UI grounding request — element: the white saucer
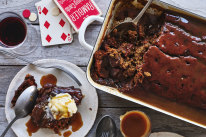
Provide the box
[150,132,184,137]
[5,59,98,137]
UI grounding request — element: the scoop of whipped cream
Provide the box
[48,93,77,120]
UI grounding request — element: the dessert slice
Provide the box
[11,74,83,134]
[11,74,37,106]
[31,84,83,134]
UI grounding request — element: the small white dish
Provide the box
[5,59,98,137]
[149,132,184,137]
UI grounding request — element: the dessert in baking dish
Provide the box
[11,74,83,134]
[91,3,206,109]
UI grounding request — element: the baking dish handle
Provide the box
[78,16,104,51]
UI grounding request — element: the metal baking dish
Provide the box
[78,0,206,128]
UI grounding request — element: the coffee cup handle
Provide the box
[78,16,104,51]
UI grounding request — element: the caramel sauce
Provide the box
[40,74,57,87]
[58,132,62,136]
[120,111,150,137]
[26,118,40,136]
[26,113,83,136]
[26,74,83,136]
[63,130,72,137]
[124,88,206,127]
[71,112,83,132]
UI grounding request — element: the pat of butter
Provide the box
[48,93,77,120]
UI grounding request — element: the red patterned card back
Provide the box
[54,0,102,32]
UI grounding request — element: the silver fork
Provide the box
[0,49,82,86]
[101,132,109,137]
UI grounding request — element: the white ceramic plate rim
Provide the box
[5,59,98,137]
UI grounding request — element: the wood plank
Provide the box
[1,107,206,137]
[0,24,101,66]
[0,66,23,107]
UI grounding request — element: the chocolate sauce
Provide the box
[40,74,57,87]
[164,13,206,39]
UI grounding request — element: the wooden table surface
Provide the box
[0,0,206,136]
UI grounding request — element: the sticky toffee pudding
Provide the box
[91,2,206,110]
[11,74,83,135]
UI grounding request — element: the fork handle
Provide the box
[0,49,82,86]
[0,49,33,64]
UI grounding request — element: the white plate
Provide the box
[5,59,98,137]
[149,132,184,137]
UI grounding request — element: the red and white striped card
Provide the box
[35,0,73,46]
[53,0,102,32]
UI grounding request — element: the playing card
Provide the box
[35,0,73,46]
[54,0,102,32]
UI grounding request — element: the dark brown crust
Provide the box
[91,10,163,92]
[31,84,83,134]
[11,74,37,107]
